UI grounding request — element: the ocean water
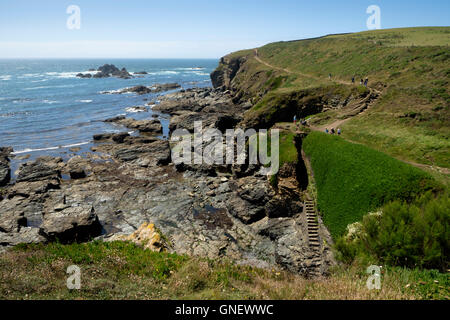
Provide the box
[0,59,217,157]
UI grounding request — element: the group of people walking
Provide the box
[325,127,341,135]
[352,77,369,87]
[293,115,307,127]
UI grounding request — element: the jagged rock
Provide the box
[0,162,10,186]
[108,118,162,134]
[114,140,171,166]
[87,64,132,79]
[150,83,181,92]
[66,156,88,180]
[76,73,92,78]
[134,71,148,75]
[111,132,130,144]
[104,115,126,123]
[93,133,114,141]
[0,197,27,233]
[40,205,102,243]
[124,86,151,95]
[0,147,12,186]
[0,227,46,246]
[16,157,62,183]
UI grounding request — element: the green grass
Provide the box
[1,241,448,300]
[303,131,440,238]
[217,27,449,170]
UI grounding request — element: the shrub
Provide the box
[336,192,449,271]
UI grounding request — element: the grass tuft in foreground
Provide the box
[1,241,448,300]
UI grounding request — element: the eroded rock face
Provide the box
[210,55,246,89]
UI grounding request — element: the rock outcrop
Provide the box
[16,157,62,183]
[77,64,132,79]
[101,83,181,95]
[0,147,12,186]
[41,205,102,243]
[210,55,246,89]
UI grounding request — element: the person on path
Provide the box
[352,77,355,84]
[331,128,335,134]
[364,78,369,87]
[325,128,329,134]
[337,128,341,135]
[293,115,297,124]
[329,73,332,80]
[360,79,363,85]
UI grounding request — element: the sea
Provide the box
[0,59,217,172]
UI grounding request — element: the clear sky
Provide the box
[0,0,448,58]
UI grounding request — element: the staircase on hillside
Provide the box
[305,199,322,277]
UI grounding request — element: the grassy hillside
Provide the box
[1,241,448,300]
[303,132,440,238]
[218,27,450,170]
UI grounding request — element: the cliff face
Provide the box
[210,55,246,89]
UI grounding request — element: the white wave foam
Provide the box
[125,106,147,113]
[148,71,179,75]
[42,100,59,104]
[193,72,209,76]
[18,73,41,79]
[77,99,93,103]
[12,141,90,155]
[176,67,205,71]
[0,75,11,81]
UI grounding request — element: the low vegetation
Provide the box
[303,131,440,238]
[1,241,448,300]
[336,192,449,272]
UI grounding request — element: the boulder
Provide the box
[40,205,102,243]
[66,156,88,180]
[111,132,130,144]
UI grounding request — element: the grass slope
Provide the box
[303,131,440,238]
[1,241,448,300]
[222,27,449,169]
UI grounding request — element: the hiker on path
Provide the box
[337,128,341,135]
[293,115,297,124]
[325,128,329,134]
[360,79,363,85]
[352,77,355,84]
[364,78,368,87]
[329,73,332,80]
[331,128,335,134]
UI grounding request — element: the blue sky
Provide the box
[0,0,448,58]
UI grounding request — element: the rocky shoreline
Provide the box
[0,79,334,276]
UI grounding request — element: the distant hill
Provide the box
[211,27,450,171]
